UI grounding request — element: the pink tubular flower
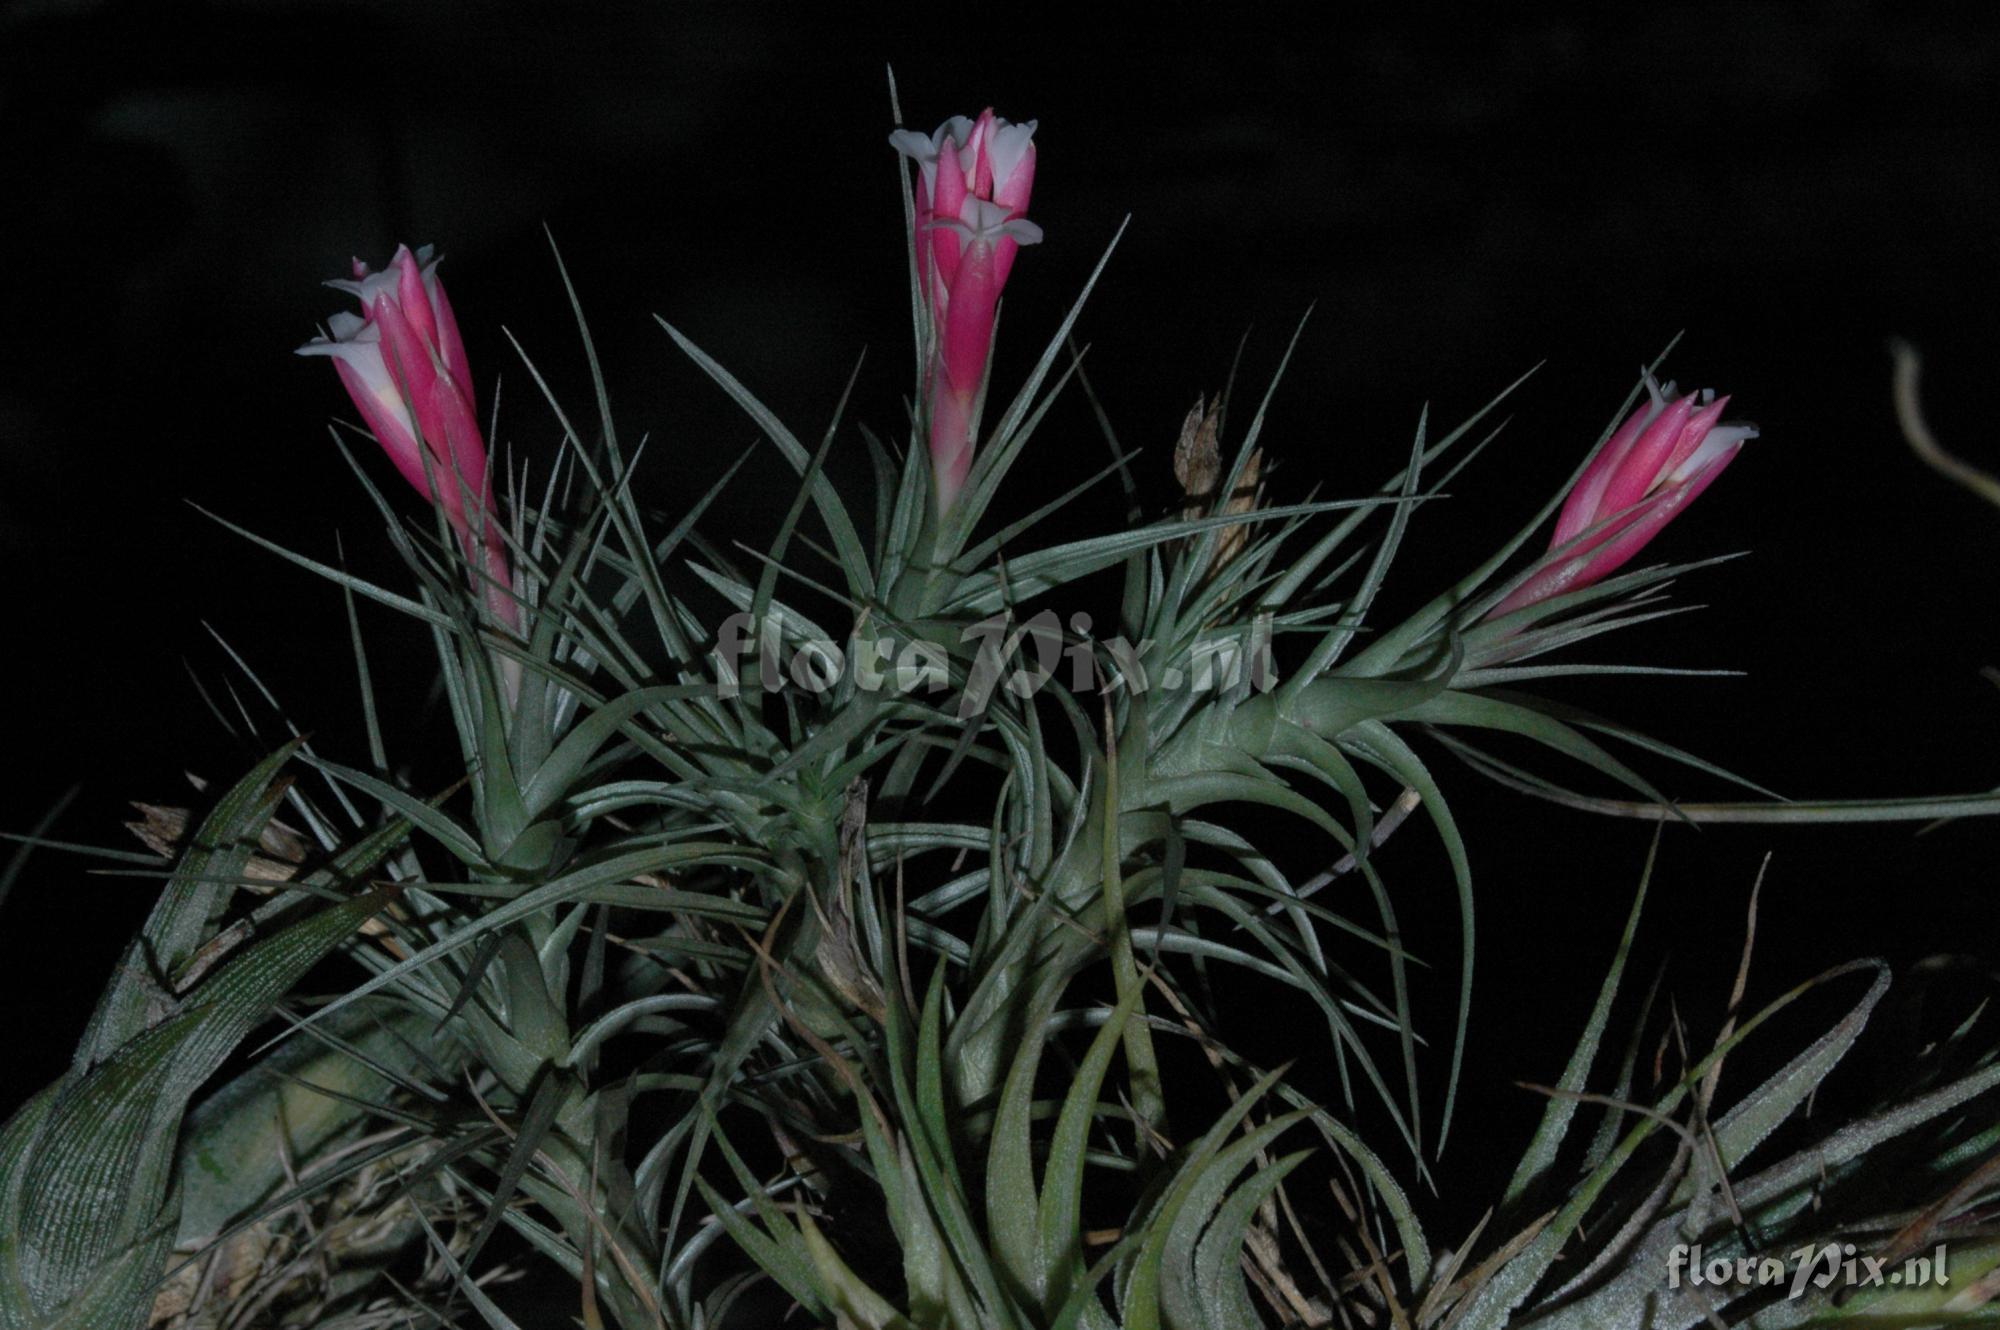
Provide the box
[297,244,518,631]
[890,109,1043,512]
[1490,374,1755,619]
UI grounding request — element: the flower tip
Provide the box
[1004,218,1045,246]
[888,127,933,158]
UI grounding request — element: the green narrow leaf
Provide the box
[1502,827,1657,1208]
[797,1209,920,1330]
[1118,1066,1294,1330]
[412,1204,526,1330]
[457,1066,568,1277]
[1454,959,1892,1330]
[1157,1117,1313,1330]
[1284,407,1428,693]
[1346,721,1478,1154]
[913,962,959,1193]
[1191,1149,1312,1330]
[302,754,485,866]
[1031,987,1144,1297]
[942,219,1131,551]
[694,1176,826,1318]
[658,318,875,599]
[75,741,302,1073]
[1100,709,1166,1140]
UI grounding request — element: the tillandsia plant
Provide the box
[2,97,1999,1330]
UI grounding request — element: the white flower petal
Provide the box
[327,311,372,341]
[1620,370,1679,431]
[297,337,417,433]
[1669,423,1756,482]
[890,128,946,196]
[960,197,1010,228]
[985,118,1037,189]
[327,265,399,308]
[999,218,1043,246]
[888,128,936,161]
[296,310,378,356]
[936,115,975,152]
[941,197,1040,245]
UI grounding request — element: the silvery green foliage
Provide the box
[1427,859,2000,1329]
[6,222,2000,1330]
[0,746,402,1330]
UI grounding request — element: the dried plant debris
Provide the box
[150,1142,499,1330]
[1174,394,1263,575]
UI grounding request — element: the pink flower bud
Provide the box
[298,245,517,631]
[1491,374,1754,619]
[891,108,1043,512]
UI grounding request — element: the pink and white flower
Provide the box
[298,244,517,631]
[1491,374,1755,618]
[891,109,1043,512]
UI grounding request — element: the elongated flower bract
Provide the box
[298,244,518,631]
[891,108,1043,513]
[1491,374,1755,618]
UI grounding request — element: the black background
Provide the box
[3,0,1998,1226]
